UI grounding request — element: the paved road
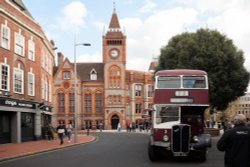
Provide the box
[0,132,224,167]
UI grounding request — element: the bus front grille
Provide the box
[172,124,190,153]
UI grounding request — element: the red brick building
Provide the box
[0,0,55,143]
[53,9,154,130]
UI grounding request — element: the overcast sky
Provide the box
[22,0,250,72]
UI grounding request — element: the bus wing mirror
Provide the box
[143,108,155,117]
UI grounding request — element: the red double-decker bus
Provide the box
[147,69,211,162]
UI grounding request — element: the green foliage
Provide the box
[156,28,250,110]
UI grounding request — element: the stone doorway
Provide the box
[111,115,119,129]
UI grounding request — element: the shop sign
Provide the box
[0,98,35,109]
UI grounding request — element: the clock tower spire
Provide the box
[102,7,127,130]
[102,7,126,64]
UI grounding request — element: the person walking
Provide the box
[117,122,121,132]
[145,120,149,132]
[99,122,103,132]
[56,122,66,145]
[47,124,54,141]
[126,122,131,132]
[66,123,73,142]
[217,114,250,167]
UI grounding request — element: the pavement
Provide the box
[0,134,96,162]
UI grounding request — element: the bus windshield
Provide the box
[157,76,180,88]
[156,106,179,124]
[183,76,206,88]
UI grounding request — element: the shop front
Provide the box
[0,97,49,143]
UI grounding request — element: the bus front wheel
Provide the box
[148,143,160,161]
[198,149,207,162]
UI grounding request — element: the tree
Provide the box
[156,28,250,110]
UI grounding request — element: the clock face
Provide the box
[110,49,119,58]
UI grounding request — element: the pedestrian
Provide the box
[86,124,90,136]
[117,122,121,132]
[145,120,149,132]
[223,118,230,132]
[217,114,250,167]
[47,124,54,141]
[131,122,135,132]
[139,121,142,132]
[99,122,103,132]
[126,122,131,132]
[66,123,73,142]
[56,122,66,145]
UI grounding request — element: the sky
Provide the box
[22,0,250,72]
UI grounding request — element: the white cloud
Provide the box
[76,51,102,63]
[93,21,105,32]
[121,7,198,71]
[52,0,250,73]
[57,1,87,32]
[139,0,157,13]
[204,1,250,71]
[196,0,242,13]
[122,0,250,72]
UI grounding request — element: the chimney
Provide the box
[57,52,64,67]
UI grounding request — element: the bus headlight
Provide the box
[193,135,199,142]
[163,135,169,142]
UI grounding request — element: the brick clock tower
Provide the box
[103,9,127,130]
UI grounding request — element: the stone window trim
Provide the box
[1,24,10,50]
[14,32,25,57]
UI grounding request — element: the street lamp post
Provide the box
[74,39,91,143]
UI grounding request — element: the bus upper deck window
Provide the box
[183,76,206,88]
[157,76,181,88]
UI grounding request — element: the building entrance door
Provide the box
[0,112,11,144]
[111,115,119,129]
[21,113,34,141]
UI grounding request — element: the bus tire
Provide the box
[199,150,207,162]
[148,143,160,161]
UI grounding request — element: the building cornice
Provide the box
[0,8,54,56]
[5,0,33,20]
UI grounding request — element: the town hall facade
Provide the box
[53,9,154,130]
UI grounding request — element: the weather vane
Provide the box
[113,0,116,12]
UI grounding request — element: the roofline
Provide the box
[155,69,207,76]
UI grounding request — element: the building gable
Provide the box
[53,58,73,80]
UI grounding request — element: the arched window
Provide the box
[108,66,121,89]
